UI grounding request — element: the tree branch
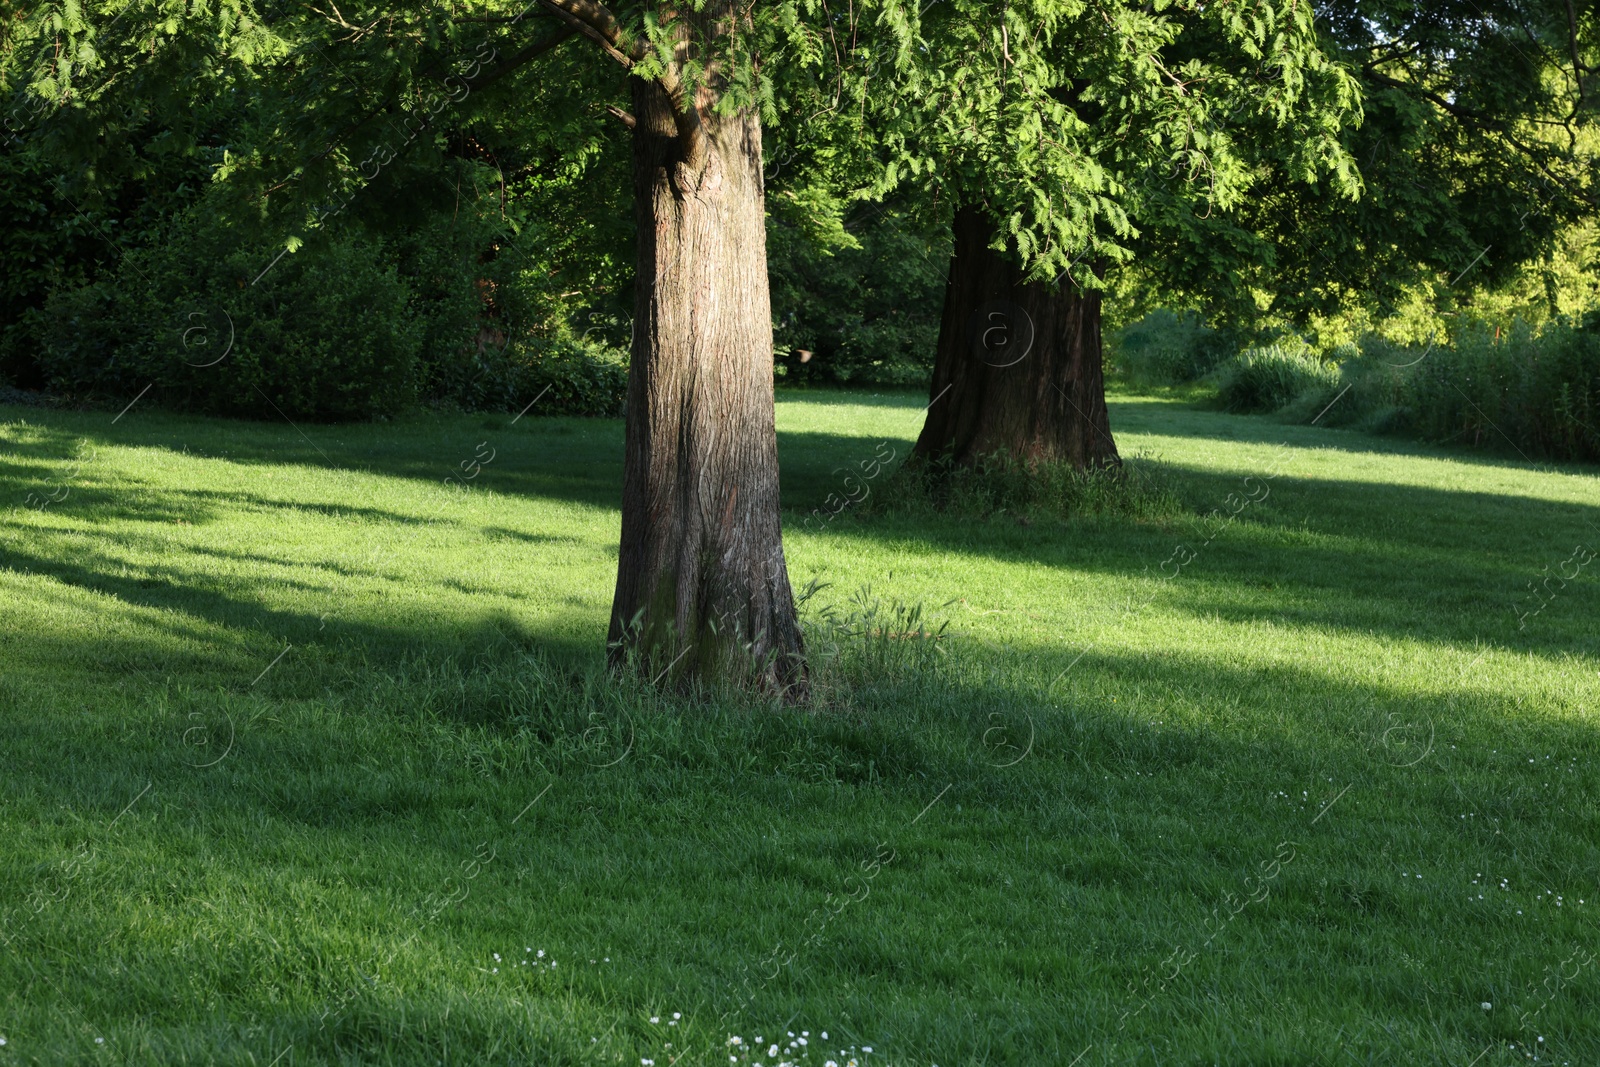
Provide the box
[1366,69,1588,204]
[536,0,641,68]
[656,38,709,172]
[1564,0,1593,112]
[469,24,580,91]
[305,22,579,167]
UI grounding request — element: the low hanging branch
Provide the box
[468,23,581,90]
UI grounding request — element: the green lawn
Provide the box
[2,388,1598,1066]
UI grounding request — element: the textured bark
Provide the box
[912,203,1120,470]
[606,68,806,698]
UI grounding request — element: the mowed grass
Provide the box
[1,386,1599,1066]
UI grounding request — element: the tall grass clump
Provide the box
[1266,316,1600,462]
[1212,338,1342,414]
[338,587,975,783]
[1398,319,1600,460]
[803,583,953,695]
[866,450,1183,524]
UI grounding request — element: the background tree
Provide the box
[1128,0,1600,341]
[887,0,1364,473]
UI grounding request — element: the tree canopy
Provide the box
[5,2,1367,278]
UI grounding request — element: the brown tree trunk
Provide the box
[912,203,1119,470]
[606,72,806,698]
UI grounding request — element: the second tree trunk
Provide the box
[912,204,1119,470]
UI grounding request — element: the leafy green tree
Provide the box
[768,201,950,386]
[1132,1,1600,351]
[885,1,1364,472]
[12,1,1475,691]
[5,0,905,695]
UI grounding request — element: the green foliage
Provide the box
[39,207,424,420]
[1108,309,1236,386]
[1177,1,1600,328]
[802,584,953,696]
[884,0,1362,288]
[4,0,1364,304]
[512,337,629,417]
[1323,321,1600,462]
[0,149,106,387]
[0,107,220,387]
[1198,313,1600,463]
[768,204,948,386]
[1212,338,1341,414]
[33,198,629,420]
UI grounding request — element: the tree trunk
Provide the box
[912,203,1119,470]
[606,74,806,699]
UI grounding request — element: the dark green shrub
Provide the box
[768,205,947,387]
[1,119,214,390]
[42,207,424,421]
[511,337,629,417]
[0,150,104,389]
[399,221,509,411]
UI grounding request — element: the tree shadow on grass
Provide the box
[5,453,1596,669]
[0,535,600,686]
[5,402,1597,667]
[5,398,1599,1061]
[3,568,1598,1062]
[802,453,1599,662]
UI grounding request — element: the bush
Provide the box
[34,198,632,422]
[1379,320,1600,460]
[42,209,424,421]
[1212,339,1342,414]
[1,121,214,391]
[1109,309,1236,385]
[403,326,626,419]
[512,337,629,417]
